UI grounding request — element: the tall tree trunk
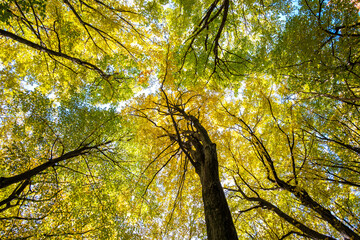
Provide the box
[195,143,238,240]
[165,97,238,239]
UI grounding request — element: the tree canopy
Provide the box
[0,0,359,239]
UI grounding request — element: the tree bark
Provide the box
[195,143,238,240]
[163,95,238,239]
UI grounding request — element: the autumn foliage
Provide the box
[0,0,360,239]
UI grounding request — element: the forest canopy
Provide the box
[0,0,359,239]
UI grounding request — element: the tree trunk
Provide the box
[166,103,238,239]
[195,143,238,240]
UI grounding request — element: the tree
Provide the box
[1,0,360,239]
[131,86,238,239]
